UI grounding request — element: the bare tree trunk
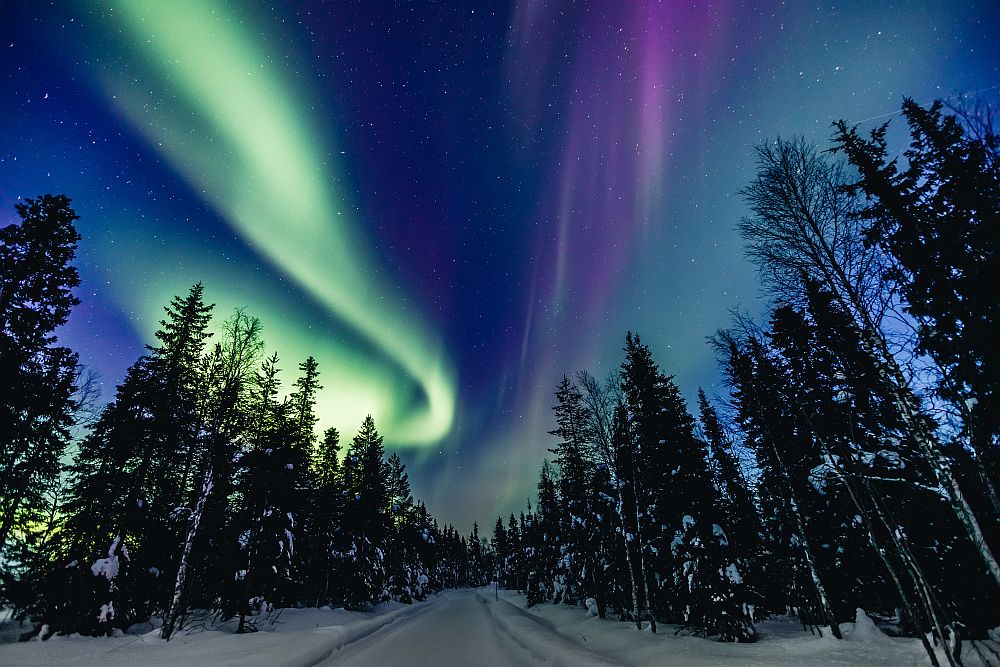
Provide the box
[617,484,643,631]
[161,464,213,640]
[864,480,959,667]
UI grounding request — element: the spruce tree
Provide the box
[548,376,594,606]
[0,195,82,557]
[42,285,214,635]
[835,100,1000,477]
[162,309,262,639]
[309,426,345,606]
[720,332,842,638]
[697,390,760,569]
[289,356,321,452]
[341,415,390,607]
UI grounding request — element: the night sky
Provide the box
[2,1,998,529]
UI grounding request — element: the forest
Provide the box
[1,98,997,667]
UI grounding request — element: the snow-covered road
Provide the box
[321,589,613,667]
[0,588,957,666]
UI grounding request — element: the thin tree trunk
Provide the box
[865,480,959,667]
[617,482,643,630]
[161,464,213,640]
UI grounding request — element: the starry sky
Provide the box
[2,1,998,529]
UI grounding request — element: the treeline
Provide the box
[488,100,1000,665]
[0,196,490,639]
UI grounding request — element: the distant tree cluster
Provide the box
[490,338,758,644]
[492,99,999,665]
[0,197,489,639]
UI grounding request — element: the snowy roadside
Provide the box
[0,589,986,666]
[0,594,440,667]
[485,589,959,667]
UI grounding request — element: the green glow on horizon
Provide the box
[91,0,455,445]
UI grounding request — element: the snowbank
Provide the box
[488,590,959,667]
[0,596,435,667]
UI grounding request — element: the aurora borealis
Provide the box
[2,1,998,528]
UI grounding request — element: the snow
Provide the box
[90,536,121,581]
[0,589,980,666]
[97,603,115,624]
[0,598,431,667]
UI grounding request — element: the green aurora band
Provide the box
[88,0,455,446]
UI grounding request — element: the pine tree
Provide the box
[548,376,594,607]
[506,513,522,591]
[835,100,1000,479]
[150,283,215,518]
[523,464,560,606]
[621,333,702,629]
[385,452,426,603]
[162,309,262,639]
[492,517,509,587]
[697,390,760,569]
[0,195,82,557]
[720,331,842,638]
[619,333,754,639]
[309,426,345,606]
[341,415,390,607]
[289,356,321,452]
[39,285,214,635]
[221,353,305,631]
[468,522,486,586]
[228,388,299,629]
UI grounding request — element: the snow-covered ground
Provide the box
[0,589,985,666]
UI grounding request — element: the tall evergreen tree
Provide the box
[162,309,262,639]
[309,426,345,606]
[835,100,1000,513]
[0,195,82,557]
[697,390,759,566]
[289,356,321,452]
[224,357,299,631]
[40,284,214,635]
[548,376,594,607]
[341,415,390,607]
[720,332,842,638]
